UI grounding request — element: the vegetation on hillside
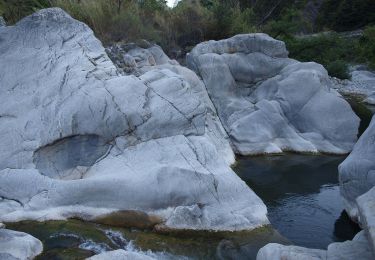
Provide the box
[0,0,374,79]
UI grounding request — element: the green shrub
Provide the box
[1,0,51,23]
[357,26,375,69]
[326,60,350,79]
[284,34,356,79]
[229,7,257,35]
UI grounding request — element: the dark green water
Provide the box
[7,220,288,260]
[233,154,360,249]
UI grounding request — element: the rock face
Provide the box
[339,115,375,220]
[256,243,326,260]
[0,229,43,259]
[0,8,268,231]
[357,187,375,253]
[187,34,359,155]
[332,67,375,105]
[256,231,374,260]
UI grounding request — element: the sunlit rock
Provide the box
[0,229,43,260]
[0,8,268,231]
[188,34,359,155]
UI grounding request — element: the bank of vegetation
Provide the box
[1,0,374,79]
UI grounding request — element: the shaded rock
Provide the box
[256,231,373,260]
[339,115,375,220]
[188,34,359,155]
[0,229,43,260]
[0,8,268,231]
[256,243,326,260]
[327,231,374,260]
[357,187,375,253]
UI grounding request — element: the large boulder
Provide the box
[0,228,43,259]
[339,116,375,220]
[0,8,268,231]
[187,34,359,155]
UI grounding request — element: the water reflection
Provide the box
[233,154,359,249]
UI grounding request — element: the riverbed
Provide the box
[6,97,374,259]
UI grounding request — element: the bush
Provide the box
[51,0,169,46]
[284,34,356,79]
[229,7,257,35]
[326,60,350,79]
[357,26,375,69]
[1,0,51,23]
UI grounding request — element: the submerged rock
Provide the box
[339,115,375,220]
[86,249,155,260]
[188,34,359,155]
[0,8,268,231]
[0,229,43,259]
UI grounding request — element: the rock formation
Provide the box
[187,34,360,155]
[0,228,43,259]
[339,115,375,220]
[257,231,374,260]
[0,8,268,232]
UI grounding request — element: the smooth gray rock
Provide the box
[256,243,326,260]
[86,250,155,260]
[0,8,268,231]
[188,34,360,155]
[256,231,374,260]
[339,116,375,220]
[327,231,374,260]
[0,229,43,260]
[357,187,375,253]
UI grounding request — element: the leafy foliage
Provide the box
[316,0,375,32]
[357,26,375,69]
[1,0,374,79]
